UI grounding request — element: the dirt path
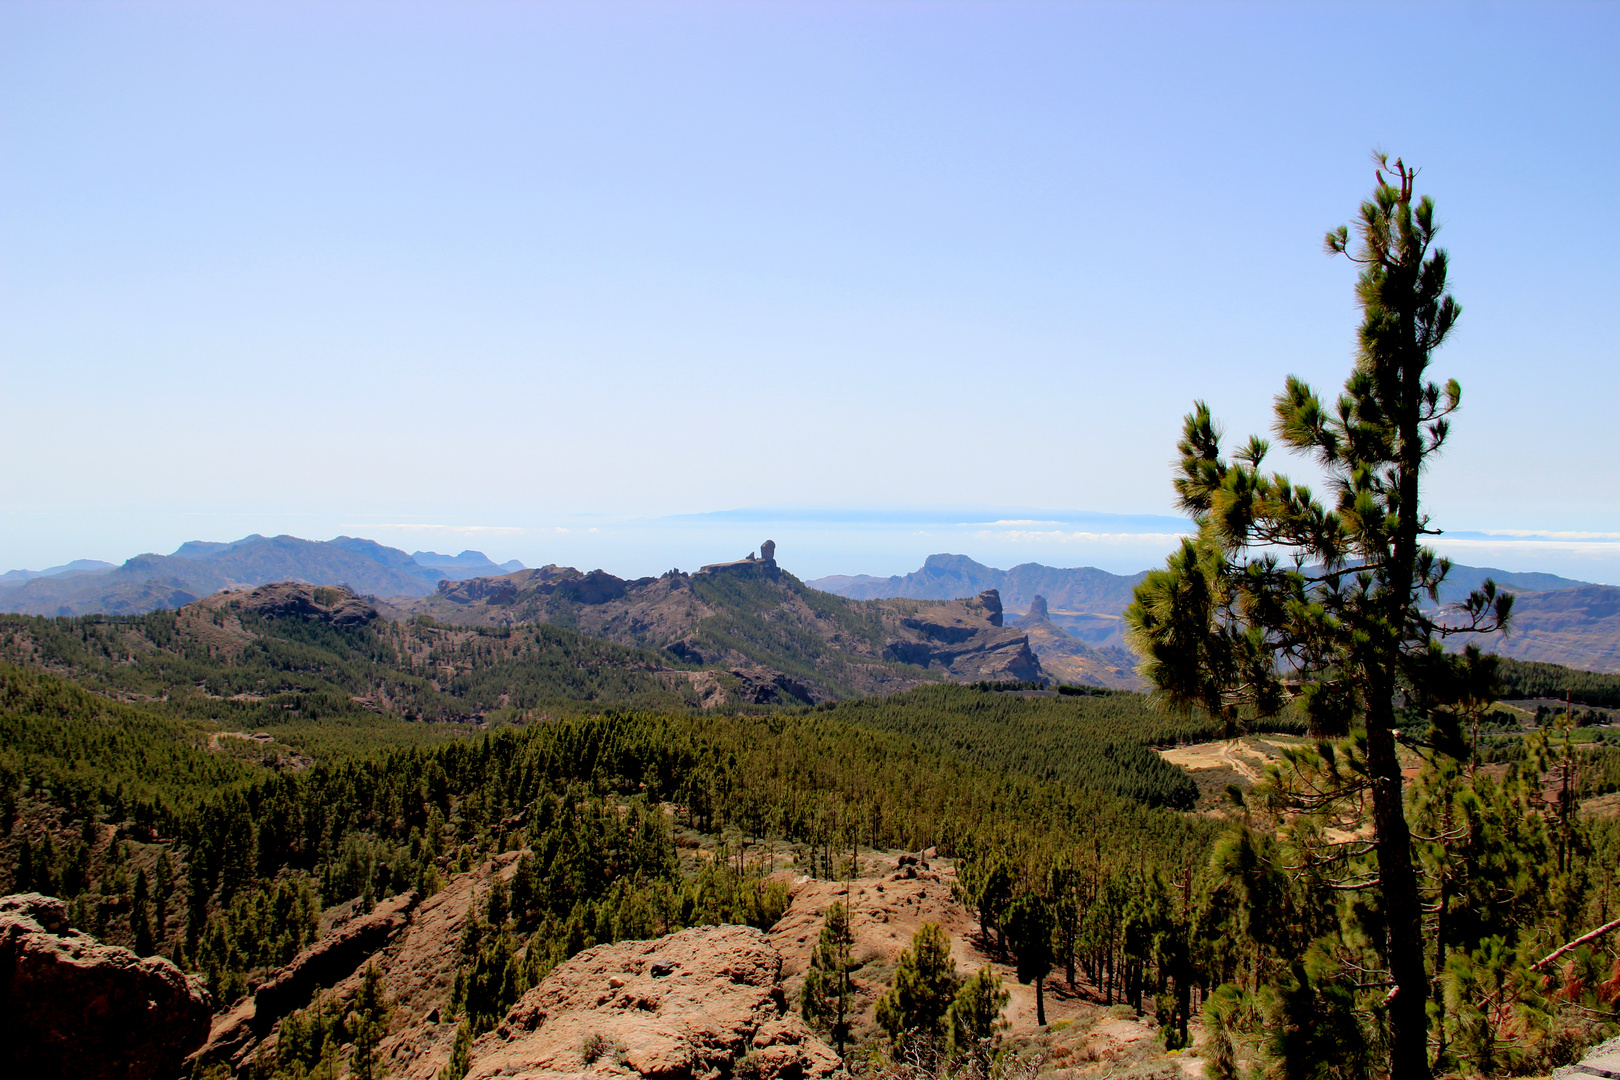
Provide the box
[1218,739,1263,783]
[1158,738,1274,783]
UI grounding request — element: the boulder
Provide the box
[466,924,843,1080]
[0,892,212,1080]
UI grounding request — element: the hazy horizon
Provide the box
[7,506,1618,589]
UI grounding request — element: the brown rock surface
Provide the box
[880,591,1043,683]
[464,924,843,1080]
[0,892,213,1080]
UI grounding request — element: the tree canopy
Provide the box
[1126,156,1511,1080]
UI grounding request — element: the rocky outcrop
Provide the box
[1012,594,1143,690]
[436,566,640,608]
[466,924,843,1080]
[1557,1034,1620,1079]
[394,560,1048,699]
[0,892,212,1080]
[686,665,816,708]
[882,590,1043,683]
[233,581,380,626]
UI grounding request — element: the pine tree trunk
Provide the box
[1375,295,1433,1080]
[1035,976,1046,1026]
[1367,693,1432,1080]
[1177,975,1191,1048]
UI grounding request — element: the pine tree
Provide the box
[800,901,856,1057]
[944,965,1009,1074]
[1002,891,1052,1026]
[875,922,961,1058]
[1126,156,1511,1080]
[349,963,394,1080]
[437,1021,474,1080]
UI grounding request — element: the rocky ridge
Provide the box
[388,546,1044,700]
[466,925,843,1080]
[5,850,1185,1080]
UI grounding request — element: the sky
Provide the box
[2,1,1616,583]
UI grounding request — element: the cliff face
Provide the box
[878,590,1043,683]
[808,554,1146,650]
[1011,595,1143,690]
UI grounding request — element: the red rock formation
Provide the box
[466,924,843,1080]
[0,892,212,1080]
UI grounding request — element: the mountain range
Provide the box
[384,548,1042,701]
[0,535,523,617]
[811,553,1620,675]
[5,535,1617,676]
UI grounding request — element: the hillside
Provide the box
[1461,584,1620,672]
[8,586,1620,1078]
[0,582,710,746]
[0,536,527,618]
[390,547,1044,700]
[0,653,1218,1079]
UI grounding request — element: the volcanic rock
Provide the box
[464,924,843,1080]
[0,892,213,1080]
[234,581,379,626]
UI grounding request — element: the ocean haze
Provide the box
[6,507,1620,587]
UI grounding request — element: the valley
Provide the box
[4,535,1620,1080]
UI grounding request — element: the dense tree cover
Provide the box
[2,656,1214,1031]
[0,660,253,823]
[1498,658,1620,710]
[0,604,704,749]
[10,582,1620,1077]
[809,683,1302,809]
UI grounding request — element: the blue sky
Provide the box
[2,1,1616,582]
